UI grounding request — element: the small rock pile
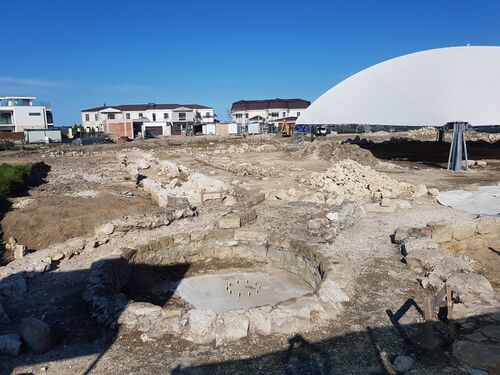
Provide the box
[310,159,423,203]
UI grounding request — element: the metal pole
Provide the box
[463,132,469,170]
[453,123,463,171]
[447,125,454,170]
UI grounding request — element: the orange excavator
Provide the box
[279,118,292,137]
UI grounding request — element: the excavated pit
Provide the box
[84,230,349,343]
[123,258,314,314]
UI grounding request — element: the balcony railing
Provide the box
[0,100,51,107]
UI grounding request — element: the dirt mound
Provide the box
[295,140,379,166]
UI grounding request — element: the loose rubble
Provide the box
[310,159,423,203]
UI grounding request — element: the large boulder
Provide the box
[446,273,496,306]
[19,318,56,353]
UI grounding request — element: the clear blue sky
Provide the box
[2,0,499,125]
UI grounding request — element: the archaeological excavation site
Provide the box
[0,129,498,375]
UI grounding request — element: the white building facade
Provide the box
[230,98,310,131]
[81,103,215,138]
[0,96,54,132]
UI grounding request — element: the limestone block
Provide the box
[234,229,268,244]
[222,311,249,341]
[96,222,115,237]
[267,234,291,249]
[380,198,392,207]
[218,215,241,229]
[403,247,452,272]
[158,161,180,178]
[239,208,257,225]
[270,307,310,335]
[476,218,499,234]
[326,212,339,221]
[412,184,428,197]
[393,226,428,244]
[213,245,233,259]
[429,222,453,243]
[393,199,412,209]
[317,278,349,312]
[124,302,162,319]
[184,309,217,344]
[446,273,496,305]
[14,244,26,259]
[266,247,285,266]
[246,306,272,335]
[428,188,439,196]
[401,237,438,256]
[451,221,477,241]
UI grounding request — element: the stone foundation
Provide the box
[83,229,349,344]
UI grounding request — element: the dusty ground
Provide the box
[0,133,499,374]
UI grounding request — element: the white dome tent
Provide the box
[297,46,500,170]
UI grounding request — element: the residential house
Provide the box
[81,103,215,139]
[0,96,54,132]
[230,98,310,132]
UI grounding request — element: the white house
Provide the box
[81,103,215,138]
[230,98,310,132]
[0,96,54,132]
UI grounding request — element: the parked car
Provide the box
[311,125,330,136]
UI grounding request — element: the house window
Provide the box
[139,113,143,119]
[283,112,286,117]
[152,113,156,121]
[163,113,169,119]
[95,113,98,121]
[235,113,243,119]
[296,112,300,117]
[107,113,115,120]
[245,113,249,118]
[205,112,211,117]
[126,113,130,120]
[29,112,41,116]
[85,114,90,121]
[270,112,279,117]
[178,112,186,121]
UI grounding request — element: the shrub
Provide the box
[0,163,33,201]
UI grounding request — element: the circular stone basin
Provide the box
[176,266,313,314]
[84,230,348,344]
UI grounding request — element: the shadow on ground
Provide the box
[0,261,189,374]
[349,139,500,167]
[169,311,500,375]
[1,254,499,374]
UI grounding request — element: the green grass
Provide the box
[0,163,33,201]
